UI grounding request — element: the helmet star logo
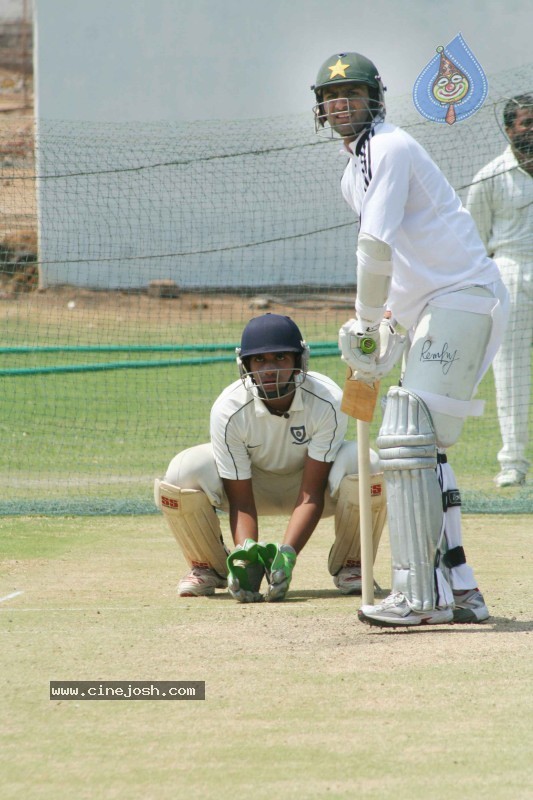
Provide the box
[328,58,350,79]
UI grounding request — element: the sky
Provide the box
[28,0,533,122]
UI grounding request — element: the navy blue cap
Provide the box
[239,314,304,358]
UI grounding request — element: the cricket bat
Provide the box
[341,367,380,606]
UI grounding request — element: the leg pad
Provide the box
[328,472,387,575]
[155,479,228,577]
[378,386,451,611]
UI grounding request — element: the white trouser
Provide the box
[492,256,532,474]
[164,440,381,517]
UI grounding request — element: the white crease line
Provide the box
[5,606,152,612]
[0,590,24,604]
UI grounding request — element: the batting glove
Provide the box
[339,318,405,382]
[226,539,265,603]
[259,543,297,602]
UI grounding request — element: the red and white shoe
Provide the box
[178,567,227,597]
[358,592,453,628]
[333,563,362,595]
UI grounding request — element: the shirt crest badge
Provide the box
[290,425,309,444]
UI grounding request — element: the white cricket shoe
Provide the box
[494,469,526,488]
[178,567,227,597]
[333,563,362,595]
[358,592,453,628]
[452,588,489,623]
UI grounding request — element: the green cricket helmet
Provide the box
[312,52,385,101]
[312,52,386,131]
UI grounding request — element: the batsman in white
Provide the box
[312,51,510,627]
[154,313,387,603]
[466,93,533,489]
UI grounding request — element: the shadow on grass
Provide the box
[209,586,391,603]
[205,592,533,632]
[361,617,533,634]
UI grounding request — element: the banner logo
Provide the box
[413,33,488,125]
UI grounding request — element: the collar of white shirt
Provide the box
[253,385,303,417]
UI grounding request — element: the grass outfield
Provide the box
[1,514,532,800]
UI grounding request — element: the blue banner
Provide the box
[413,33,488,125]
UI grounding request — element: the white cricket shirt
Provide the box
[210,371,348,480]
[466,145,533,261]
[341,121,501,329]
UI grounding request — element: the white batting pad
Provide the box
[378,386,451,611]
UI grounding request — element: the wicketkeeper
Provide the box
[312,51,510,626]
[155,313,386,603]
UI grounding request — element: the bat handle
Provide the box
[357,419,374,606]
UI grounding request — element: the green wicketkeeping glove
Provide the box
[258,543,297,602]
[226,539,265,603]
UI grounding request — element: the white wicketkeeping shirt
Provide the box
[210,371,348,480]
[341,121,501,329]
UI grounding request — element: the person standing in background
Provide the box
[466,93,533,488]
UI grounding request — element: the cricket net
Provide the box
[0,63,531,514]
